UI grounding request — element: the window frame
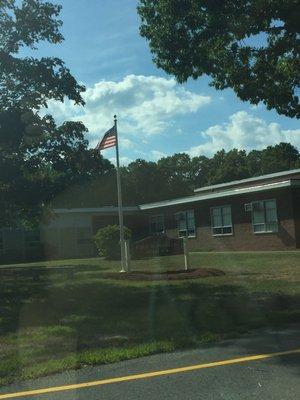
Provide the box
[210,205,233,237]
[251,199,278,234]
[149,214,165,235]
[174,210,196,238]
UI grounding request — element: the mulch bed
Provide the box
[102,268,225,281]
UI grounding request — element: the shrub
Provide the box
[94,225,131,260]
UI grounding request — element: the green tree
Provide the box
[45,142,299,209]
[122,154,194,205]
[190,154,212,188]
[0,0,84,110]
[138,0,300,117]
[210,149,249,184]
[94,225,131,260]
[51,173,118,209]
[156,153,193,197]
[260,142,299,174]
[0,108,113,225]
[0,0,112,225]
[122,159,162,204]
[247,150,263,177]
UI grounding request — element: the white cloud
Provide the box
[188,111,300,157]
[250,104,261,110]
[120,138,134,149]
[109,155,133,166]
[46,74,211,141]
[151,150,167,161]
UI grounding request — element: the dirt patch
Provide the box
[102,268,225,281]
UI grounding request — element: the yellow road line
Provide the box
[0,348,299,399]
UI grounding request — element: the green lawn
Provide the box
[0,251,299,386]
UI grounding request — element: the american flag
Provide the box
[95,125,117,150]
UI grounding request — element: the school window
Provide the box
[211,206,233,236]
[149,215,165,234]
[252,199,278,233]
[77,228,92,245]
[175,210,196,238]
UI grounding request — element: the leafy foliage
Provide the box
[0,108,113,225]
[94,225,132,260]
[54,142,300,208]
[121,143,300,203]
[0,0,85,110]
[0,1,114,225]
[138,0,300,117]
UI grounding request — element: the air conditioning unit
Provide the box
[244,203,252,212]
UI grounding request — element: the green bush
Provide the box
[94,225,131,260]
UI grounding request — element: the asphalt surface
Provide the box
[1,326,299,400]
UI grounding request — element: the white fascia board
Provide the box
[194,168,300,193]
[139,180,292,210]
[52,179,299,214]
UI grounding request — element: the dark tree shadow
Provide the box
[0,265,299,385]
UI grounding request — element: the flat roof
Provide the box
[53,176,300,214]
[194,168,300,193]
[139,179,300,210]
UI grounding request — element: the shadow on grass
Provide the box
[0,268,51,335]
[0,266,299,385]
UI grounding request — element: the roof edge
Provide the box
[194,168,300,193]
[139,179,295,210]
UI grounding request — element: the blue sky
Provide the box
[32,0,299,164]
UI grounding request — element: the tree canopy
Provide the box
[53,142,300,208]
[121,143,300,204]
[138,0,300,118]
[1,1,299,225]
[0,0,85,110]
[0,1,112,225]
[0,108,113,225]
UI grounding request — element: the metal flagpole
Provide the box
[114,115,127,272]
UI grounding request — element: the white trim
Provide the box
[253,230,278,235]
[213,233,234,237]
[210,205,233,237]
[52,179,300,214]
[194,168,300,193]
[175,210,196,238]
[251,199,278,234]
[139,180,295,210]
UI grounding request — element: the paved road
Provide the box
[1,326,299,400]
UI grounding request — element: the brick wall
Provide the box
[144,188,298,251]
[90,187,299,252]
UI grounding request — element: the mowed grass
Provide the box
[0,251,299,386]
